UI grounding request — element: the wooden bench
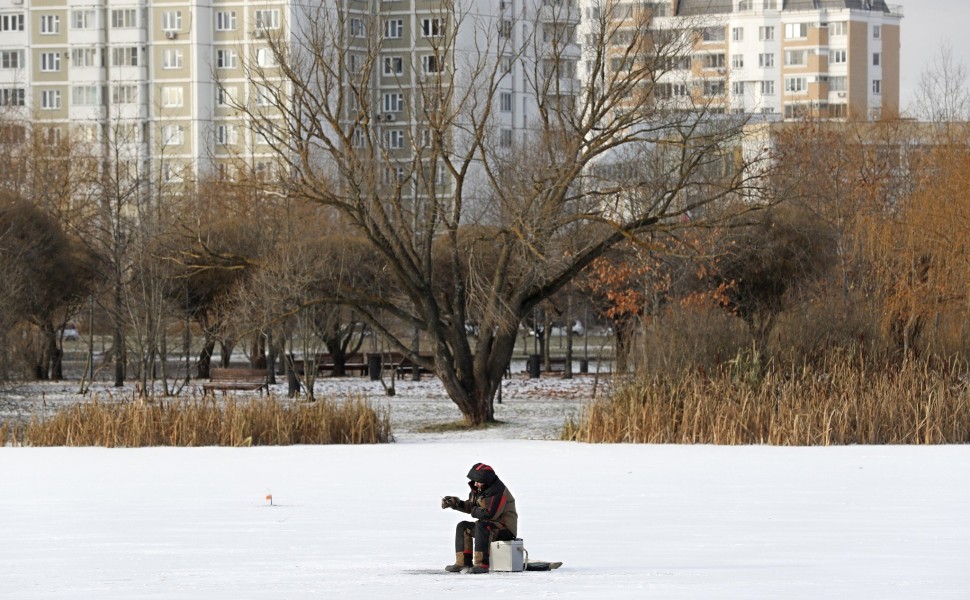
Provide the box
[396,353,435,377]
[202,368,269,394]
[294,353,368,377]
[547,357,568,372]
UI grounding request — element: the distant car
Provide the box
[61,325,80,341]
[539,321,585,337]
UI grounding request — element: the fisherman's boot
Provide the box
[469,551,489,574]
[445,552,471,572]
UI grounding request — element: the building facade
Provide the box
[579,0,902,120]
[0,0,580,186]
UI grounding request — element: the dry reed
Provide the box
[8,394,392,447]
[562,362,970,445]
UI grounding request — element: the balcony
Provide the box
[538,2,580,26]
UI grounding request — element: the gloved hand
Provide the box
[441,496,460,509]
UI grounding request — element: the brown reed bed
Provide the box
[6,394,392,447]
[562,362,970,445]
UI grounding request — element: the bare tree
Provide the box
[910,42,970,122]
[234,1,769,423]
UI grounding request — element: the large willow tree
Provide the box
[231,0,770,423]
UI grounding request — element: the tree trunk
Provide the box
[197,338,216,379]
[113,281,126,387]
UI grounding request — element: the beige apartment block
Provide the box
[581,0,902,120]
[2,0,578,189]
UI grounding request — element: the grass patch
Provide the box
[5,394,393,447]
[414,419,506,434]
[562,361,970,445]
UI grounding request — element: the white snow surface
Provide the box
[1,375,969,599]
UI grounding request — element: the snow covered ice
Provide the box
[1,376,968,599]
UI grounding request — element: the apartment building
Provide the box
[580,0,902,120]
[0,0,580,187]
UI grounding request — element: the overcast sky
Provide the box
[898,0,970,115]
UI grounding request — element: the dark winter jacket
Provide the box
[456,463,518,537]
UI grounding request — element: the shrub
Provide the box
[562,361,970,445]
[639,304,752,376]
[7,394,392,447]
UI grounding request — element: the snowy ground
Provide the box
[1,375,969,599]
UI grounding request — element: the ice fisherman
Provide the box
[440,462,518,573]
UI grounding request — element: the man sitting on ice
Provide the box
[440,463,518,574]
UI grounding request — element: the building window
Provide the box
[217,86,236,106]
[422,54,443,74]
[72,9,97,29]
[40,52,60,72]
[161,125,184,146]
[383,56,404,76]
[873,52,880,66]
[784,23,808,39]
[732,81,744,96]
[41,89,61,109]
[71,85,100,106]
[0,50,23,69]
[873,25,881,39]
[114,124,141,144]
[704,80,725,96]
[0,13,24,31]
[161,86,183,107]
[760,80,775,95]
[383,92,404,113]
[40,14,59,34]
[731,27,743,41]
[254,10,280,30]
[498,19,512,39]
[162,11,182,31]
[828,22,847,36]
[758,26,774,41]
[829,49,846,64]
[784,76,807,93]
[784,50,807,66]
[216,124,237,146]
[111,47,139,67]
[347,53,363,74]
[732,54,744,68]
[111,9,137,28]
[422,18,444,37]
[383,130,405,150]
[216,49,237,69]
[704,54,725,69]
[350,17,365,38]
[76,125,100,145]
[72,48,100,67]
[161,161,181,183]
[872,79,881,94]
[0,87,25,106]
[499,128,512,148]
[500,92,512,112]
[758,53,774,68]
[256,48,277,67]
[385,18,403,39]
[163,49,183,69]
[254,86,273,106]
[216,11,236,31]
[829,76,847,92]
[383,166,406,185]
[43,127,62,146]
[111,84,137,104]
[701,26,725,42]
